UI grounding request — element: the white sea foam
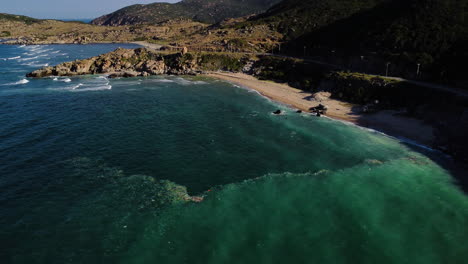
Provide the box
[113,80,142,86]
[0,56,21,61]
[24,45,38,50]
[71,83,84,90]
[174,78,207,86]
[73,85,112,92]
[19,56,39,61]
[248,89,262,96]
[36,49,53,54]
[2,79,30,86]
[25,63,48,67]
[153,79,175,83]
[174,78,192,85]
[47,83,81,91]
[17,79,30,85]
[27,62,49,67]
[52,77,71,82]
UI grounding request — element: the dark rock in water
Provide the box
[122,71,140,77]
[296,110,302,113]
[273,110,282,115]
[316,104,328,111]
[107,73,121,79]
[316,112,321,117]
[309,104,328,115]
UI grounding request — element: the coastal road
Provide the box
[150,42,468,97]
[261,53,468,97]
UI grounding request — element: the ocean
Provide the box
[0,44,467,263]
[58,19,93,23]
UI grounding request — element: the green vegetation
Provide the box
[0,31,11,37]
[227,38,249,50]
[160,51,248,72]
[325,71,466,112]
[253,56,329,90]
[199,53,245,71]
[133,37,148,41]
[251,0,385,40]
[125,48,160,64]
[245,0,468,85]
[325,70,468,160]
[0,13,40,25]
[91,0,281,26]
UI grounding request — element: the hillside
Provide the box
[0,13,41,25]
[91,0,281,26]
[0,13,207,45]
[251,0,387,40]
[246,0,468,85]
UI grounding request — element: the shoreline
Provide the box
[205,72,435,149]
[5,39,436,150]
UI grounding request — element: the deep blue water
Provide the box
[58,19,93,23]
[1,44,467,263]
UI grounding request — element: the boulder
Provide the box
[144,60,166,75]
[316,104,328,111]
[273,110,282,115]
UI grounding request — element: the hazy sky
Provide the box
[1,0,179,19]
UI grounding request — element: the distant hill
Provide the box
[252,0,387,40]
[0,13,41,25]
[91,0,281,26]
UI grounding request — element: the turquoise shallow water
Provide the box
[0,44,467,263]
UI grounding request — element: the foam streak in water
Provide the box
[2,79,29,86]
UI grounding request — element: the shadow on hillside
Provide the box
[281,0,467,87]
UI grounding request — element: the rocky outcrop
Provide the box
[26,48,203,78]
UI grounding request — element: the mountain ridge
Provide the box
[91,0,281,26]
[242,0,468,82]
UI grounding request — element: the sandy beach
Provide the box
[207,72,435,146]
[131,41,163,50]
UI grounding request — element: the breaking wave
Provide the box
[2,79,30,86]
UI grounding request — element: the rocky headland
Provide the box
[27,47,250,78]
